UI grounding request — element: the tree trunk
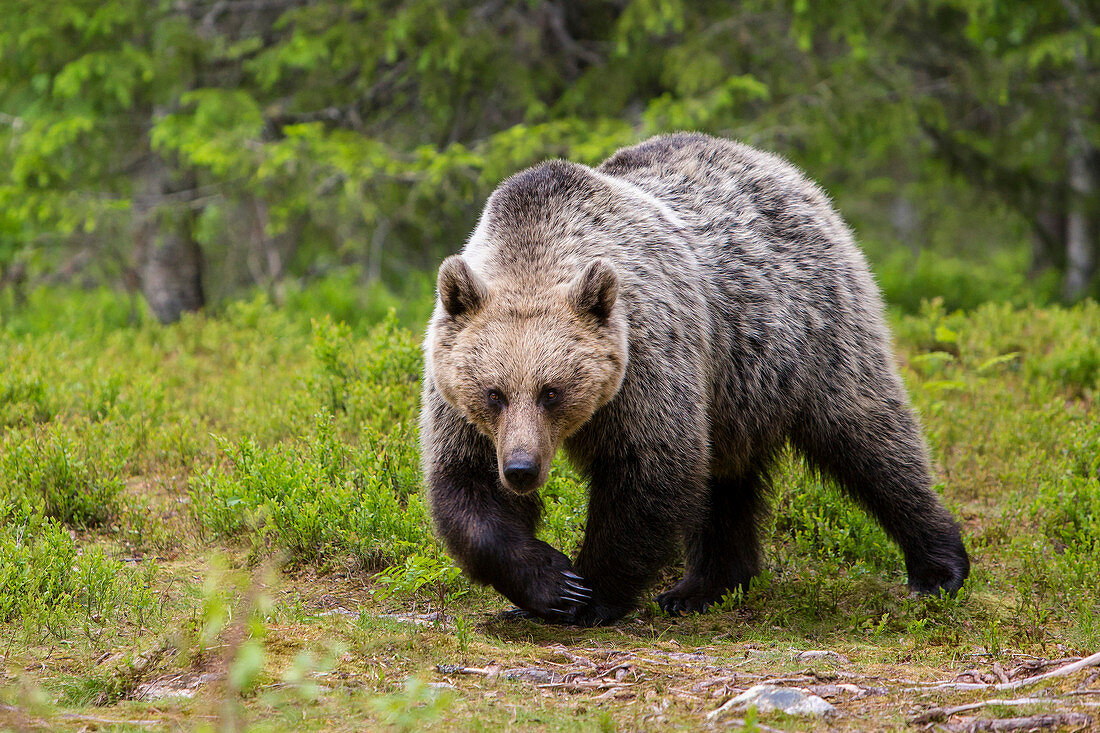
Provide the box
[1031,198,1066,275]
[1062,126,1096,301]
[0,260,27,303]
[891,195,920,256]
[137,221,205,323]
[367,217,390,283]
[133,152,205,324]
[0,260,28,325]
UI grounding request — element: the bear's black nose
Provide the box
[504,459,539,490]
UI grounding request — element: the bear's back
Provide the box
[600,134,893,469]
[601,134,882,331]
[599,133,857,264]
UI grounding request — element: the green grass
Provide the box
[0,288,1098,731]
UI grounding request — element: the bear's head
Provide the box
[427,255,628,493]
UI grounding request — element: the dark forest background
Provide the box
[1,0,1097,326]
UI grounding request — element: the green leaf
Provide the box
[935,325,959,344]
[977,352,1021,373]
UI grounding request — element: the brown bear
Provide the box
[420,133,970,626]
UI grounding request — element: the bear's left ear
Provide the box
[568,258,618,322]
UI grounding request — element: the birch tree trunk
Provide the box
[133,150,205,324]
[1062,122,1096,301]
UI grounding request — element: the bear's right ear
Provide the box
[437,256,488,318]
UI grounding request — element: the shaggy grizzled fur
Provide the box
[421,133,970,626]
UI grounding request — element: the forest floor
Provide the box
[1,294,1098,731]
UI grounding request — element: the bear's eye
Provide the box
[486,389,506,407]
[540,387,562,407]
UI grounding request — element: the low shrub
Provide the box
[0,499,161,637]
[0,423,124,528]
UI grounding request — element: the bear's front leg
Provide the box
[427,455,591,622]
[570,443,708,626]
[422,383,593,622]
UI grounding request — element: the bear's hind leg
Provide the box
[794,396,970,595]
[656,471,767,615]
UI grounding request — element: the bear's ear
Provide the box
[568,258,618,322]
[437,255,488,318]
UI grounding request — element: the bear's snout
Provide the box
[502,452,540,492]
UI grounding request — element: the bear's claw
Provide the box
[562,577,591,596]
[499,607,536,621]
[557,570,591,607]
[655,584,724,616]
[502,606,582,624]
[499,568,605,625]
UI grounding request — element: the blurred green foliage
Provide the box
[0,424,125,527]
[0,0,1096,314]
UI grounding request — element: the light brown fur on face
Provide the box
[429,258,627,493]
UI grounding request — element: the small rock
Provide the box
[435,663,465,675]
[722,684,836,717]
[807,683,844,699]
[504,668,553,684]
[797,650,851,665]
[133,672,219,702]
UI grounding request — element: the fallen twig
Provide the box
[536,680,633,691]
[911,652,1100,692]
[591,686,635,701]
[953,713,1092,732]
[692,675,739,692]
[910,697,1053,724]
[597,662,635,679]
[61,712,163,726]
[758,675,817,685]
[547,646,599,668]
[436,663,503,677]
[668,686,707,700]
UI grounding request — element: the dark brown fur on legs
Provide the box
[423,383,594,620]
[657,471,767,615]
[421,133,970,627]
[566,408,709,625]
[793,392,970,595]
